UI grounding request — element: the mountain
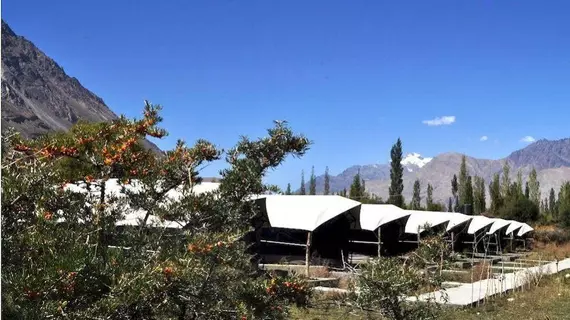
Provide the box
[302,139,570,204]
[1,20,161,153]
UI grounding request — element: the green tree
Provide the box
[451,174,459,212]
[516,170,524,197]
[473,176,485,215]
[349,170,363,200]
[528,167,541,207]
[411,179,422,210]
[309,166,316,195]
[489,173,502,214]
[324,166,330,195]
[524,182,530,199]
[458,155,469,211]
[388,138,404,208]
[1,105,311,319]
[299,170,306,195]
[501,161,511,200]
[426,183,434,209]
[549,188,557,217]
[285,183,292,195]
[447,197,453,212]
[464,176,474,214]
[559,182,570,227]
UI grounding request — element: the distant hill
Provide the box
[1,20,161,153]
[300,139,570,205]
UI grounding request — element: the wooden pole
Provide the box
[377,227,382,257]
[451,232,455,253]
[305,232,312,278]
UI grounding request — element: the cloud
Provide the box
[520,136,536,143]
[480,135,488,142]
[422,116,456,126]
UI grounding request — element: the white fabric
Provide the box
[359,204,410,231]
[504,221,523,236]
[445,212,472,232]
[404,211,453,234]
[486,218,512,234]
[467,216,494,234]
[262,195,361,231]
[517,223,534,236]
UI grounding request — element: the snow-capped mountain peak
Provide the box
[401,153,432,169]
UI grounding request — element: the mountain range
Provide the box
[0,20,161,153]
[304,139,570,205]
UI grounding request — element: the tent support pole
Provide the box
[377,227,382,257]
[451,232,455,253]
[305,232,312,278]
[417,232,421,248]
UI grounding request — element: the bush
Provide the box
[497,197,540,222]
[1,103,311,319]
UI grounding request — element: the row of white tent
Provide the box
[60,180,533,237]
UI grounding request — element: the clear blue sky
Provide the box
[3,0,569,187]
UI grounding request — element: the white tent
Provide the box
[359,204,411,231]
[467,216,494,234]
[445,212,472,232]
[487,218,512,235]
[404,211,453,234]
[517,223,534,236]
[505,221,524,236]
[259,195,361,231]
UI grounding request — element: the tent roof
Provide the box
[260,195,361,231]
[487,218,512,234]
[404,211,453,234]
[359,204,410,231]
[444,212,472,232]
[505,221,524,235]
[467,216,494,234]
[517,223,534,236]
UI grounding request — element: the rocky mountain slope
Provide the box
[1,20,161,153]
[304,138,570,205]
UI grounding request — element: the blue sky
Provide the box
[3,0,569,187]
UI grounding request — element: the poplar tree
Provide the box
[501,161,511,200]
[411,179,421,210]
[324,166,330,195]
[549,188,557,217]
[489,173,502,214]
[451,174,459,212]
[528,167,541,207]
[388,138,404,208]
[458,155,469,211]
[464,176,474,214]
[299,170,306,195]
[426,183,434,209]
[309,166,317,195]
[349,170,363,200]
[285,183,292,195]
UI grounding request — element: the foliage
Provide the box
[501,161,511,199]
[559,182,570,228]
[426,183,433,209]
[411,179,421,210]
[349,170,363,200]
[473,176,486,215]
[323,166,330,195]
[528,167,541,207]
[285,183,292,195]
[388,138,404,208]
[458,155,469,211]
[497,195,540,222]
[299,170,306,195]
[489,173,502,214]
[352,237,449,320]
[1,102,311,319]
[309,166,316,195]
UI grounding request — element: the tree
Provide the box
[558,182,570,227]
[388,138,404,208]
[349,170,363,200]
[464,176,474,214]
[489,173,502,214]
[473,176,486,215]
[497,196,540,222]
[411,179,422,210]
[299,170,306,195]
[451,174,459,212]
[1,104,311,319]
[309,166,317,195]
[549,188,557,217]
[516,170,524,197]
[528,167,541,207]
[285,183,292,195]
[458,155,469,211]
[447,197,453,212]
[324,166,330,195]
[524,182,530,199]
[501,161,511,200]
[426,184,434,209]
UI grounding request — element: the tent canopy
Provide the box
[505,221,523,236]
[487,218,512,235]
[404,211,453,234]
[467,216,494,234]
[359,204,411,231]
[444,212,472,232]
[259,195,361,231]
[517,223,534,236]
